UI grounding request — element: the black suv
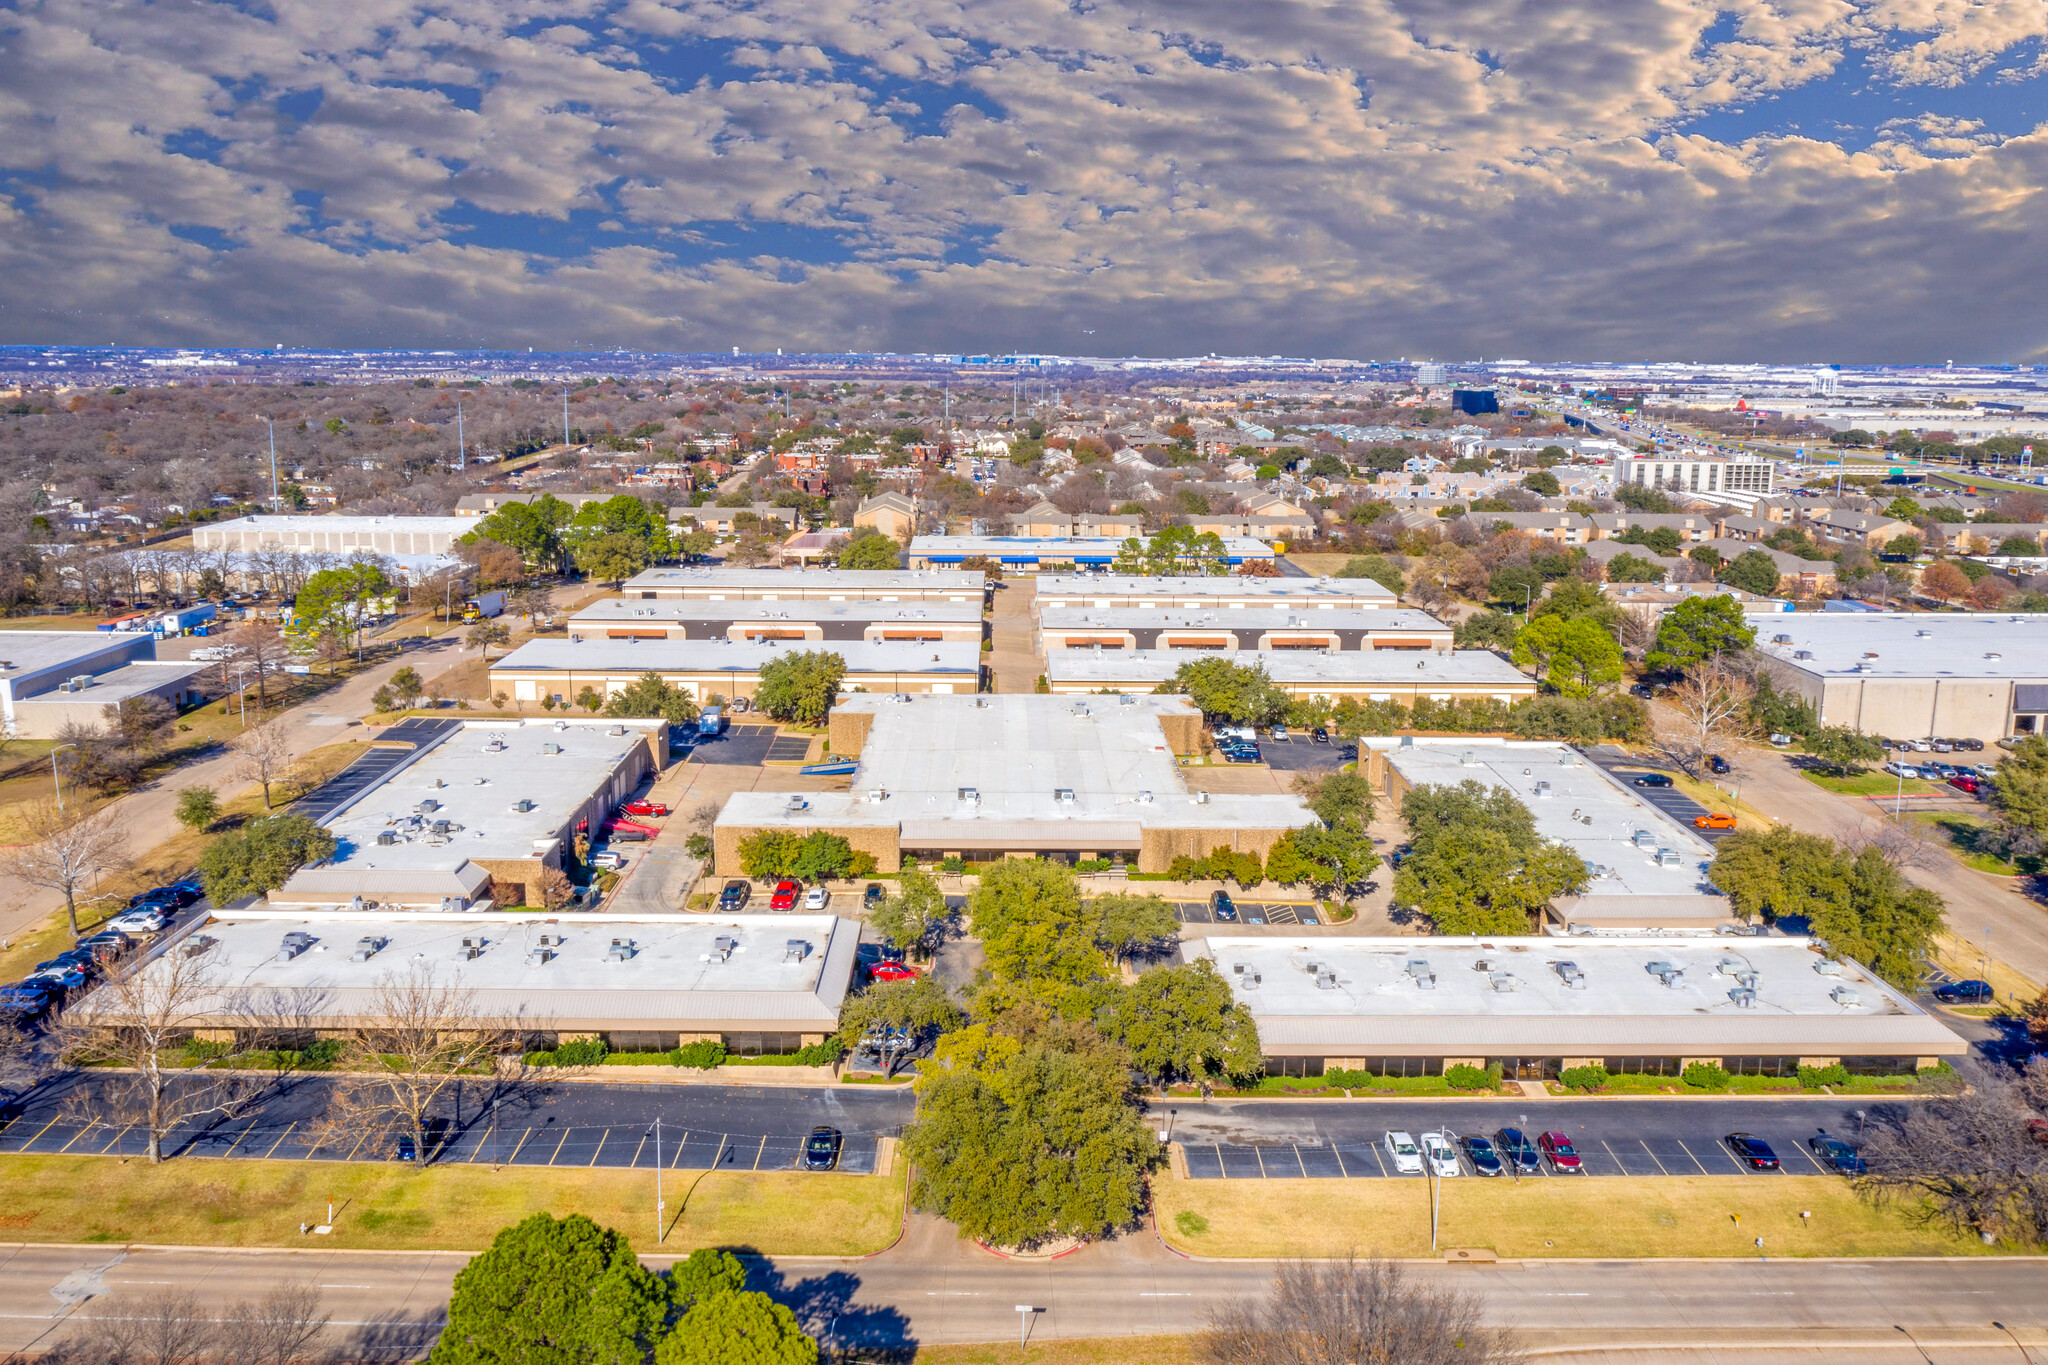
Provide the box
[718,880,752,912]
[803,1126,843,1171]
[1209,890,1237,923]
[1494,1127,1542,1175]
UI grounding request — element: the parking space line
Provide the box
[589,1129,607,1167]
[469,1126,490,1164]
[505,1127,534,1164]
[1788,1139,1829,1175]
[97,1122,134,1156]
[344,1131,369,1161]
[261,1123,295,1159]
[1332,1145,1348,1177]
[628,1132,647,1168]
[753,1135,768,1170]
[56,1122,96,1154]
[548,1127,571,1165]
[1673,1138,1713,1174]
[1370,1143,1388,1176]
[1638,1139,1669,1175]
[1252,1146,1267,1178]
[221,1119,261,1157]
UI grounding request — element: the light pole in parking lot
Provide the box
[50,741,77,812]
[1993,1321,2035,1364]
[651,1116,666,1245]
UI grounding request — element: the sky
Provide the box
[1,0,2045,363]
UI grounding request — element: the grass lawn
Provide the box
[1667,773,1775,832]
[1801,769,1934,798]
[1929,931,2042,1007]
[1154,1173,1995,1260]
[1909,811,2041,876]
[0,1151,902,1256]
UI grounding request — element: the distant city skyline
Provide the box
[1,0,2044,361]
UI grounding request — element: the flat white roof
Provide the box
[1035,574,1396,604]
[569,598,983,626]
[0,630,143,681]
[1755,612,2048,680]
[621,567,985,596]
[1192,935,1964,1057]
[1039,605,1449,634]
[492,637,983,676]
[718,694,1313,838]
[204,514,475,533]
[1377,740,1724,908]
[109,912,860,1029]
[11,659,209,707]
[1046,649,1532,688]
[279,719,659,897]
[910,535,1274,561]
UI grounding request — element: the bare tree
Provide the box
[232,716,296,809]
[57,938,269,1164]
[217,1282,333,1365]
[465,618,511,662]
[227,618,292,710]
[1614,609,1654,661]
[0,800,127,937]
[1202,1256,1522,1365]
[317,962,519,1167]
[1857,1060,2048,1246]
[66,1289,216,1365]
[1662,661,1752,776]
[1841,817,1944,873]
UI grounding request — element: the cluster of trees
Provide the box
[899,858,1264,1246]
[1114,526,1234,576]
[1393,780,1590,935]
[428,1215,817,1365]
[461,492,679,583]
[1706,827,1942,986]
[198,814,338,906]
[754,650,847,725]
[836,526,903,569]
[734,829,878,880]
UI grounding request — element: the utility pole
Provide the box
[456,401,465,470]
[563,386,571,448]
[266,418,279,510]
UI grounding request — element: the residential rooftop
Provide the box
[1753,612,2048,679]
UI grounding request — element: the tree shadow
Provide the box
[740,1256,917,1362]
[331,1308,449,1363]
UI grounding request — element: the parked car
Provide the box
[0,986,56,1025]
[1694,812,1738,830]
[1222,746,1262,764]
[106,910,168,935]
[1882,761,1918,778]
[1210,890,1238,923]
[769,879,800,911]
[1495,1127,1541,1175]
[588,849,625,870]
[1312,727,1330,744]
[129,882,201,911]
[1931,739,1954,753]
[867,961,918,983]
[719,880,752,911]
[1770,733,1795,747]
[1725,1133,1781,1170]
[1461,1134,1505,1176]
[1809,1135,1866,1176]
[1948,774,1980,795]
[803,1126,843,1171]
[1538,1130,1583,1173]
[1631,772,1674,788]
[1383,1130,1424,1174]
[24,964,87,992]
[1908,738,1932,751]
[620,800,669,817]
[1958,737,1985,751]
[864,883,886,911]
[1708,754,1731,775]
[1933,979,1993,1003]
[1268,725,1289,742]
[1419,1132,1461,1178]
[803,886,831,911]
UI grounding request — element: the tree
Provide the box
[464,494,573,573]
[1528,575,1619,629]
[871,865,947,958]
[737,830,802,878]
[174,785,220,832]
[668,1248,747,1312]
[753,650,846,724]
[1,801,125,937]
[837,528,901,570]
[1645,594,1757,674]
[1455,610,1519,651]
[1970,576,2012,610]
[968,858,1100,999]
[1335,555,1405,594]
[1286,820,1381,891]
[1605,551,1665,583]
[1855,1061,2048,1246]
[1099,960,1262,1085]
[1990,735,2048,853]
[232,716,297,809]
[573,530,650,586]
[297,558,393,661]
[901,1019,1158,1246]
[1885,533,1925,557]
[1919,559,1972,605]
[1663,662,1751,775]
[1201,1257,1520,1365]
[324,963,517,1167]
[790,830,857,881]
[1512,614,1622,698]
[1706,828,1941,985]
[1808,725,1884,775]
[1165,656,1290,726]
[834,974,964,1060]
[1395,780,1587,934]
[1689,544,1724,572]
[658,1288,817,1365]
[1292,770,1374,828]
[604,671,700,725]
[1520,469,1561,496]
[427,1212,671,1365]
[1998,536,2041,557]
[1722,549,1784,596]
[101,694,175,753]
[467,619,512,662]
[198,813,337,905]
[1114,526,1231,576]
[227,618,292,710]
[389,665,425,709]
[1084,892,1179,967]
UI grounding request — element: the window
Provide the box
[1264,1056,1325,1078]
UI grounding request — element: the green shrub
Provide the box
[1074,858,1113,873]
[288,1038,343,1069]
[1443,1063,1496,1091]
[938,855,967,874]
[794,1040,843,1066]
[1682,1061,1733,1090]
[555,1037,610,1067]
[599,1051,680,1066]
[180,1037,232,1064]
[1797,1063,1850,1090]
[675,1040,727,1069]
[1323,1068,1368,1088]
[1559,1064,1610,1092]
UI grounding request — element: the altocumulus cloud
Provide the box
[1,0,2045,360]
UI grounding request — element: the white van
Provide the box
[1214,726,1257,744]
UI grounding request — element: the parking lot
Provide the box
[1582,751,1730,844]
[1256,739,1355,773]
[677,724,810,766]
[1172,899,1321,926]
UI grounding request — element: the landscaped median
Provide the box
[1154,1170,1998,1260]
[0,1149,903,1256]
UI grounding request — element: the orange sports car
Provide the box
[1694,812,1738,830]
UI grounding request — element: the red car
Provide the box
[1538,1130,1583,1174]
[769,879,800,910]
[1947,775,1979,795]
[621,800,669,817]
[867,961,918,983]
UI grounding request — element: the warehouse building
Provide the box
[1196,935,1964,1079]
[90,910,860,1053]
[1750,613,2048,743]
[1037,605,1451,654]
[489,638,984,707]
[1044,649,1536,704]
[193,514,473,556]
[1034,574,1397,611]
[269,717,667,911]
[714,694,1316,874]
[906,535,1275,571]
[620,566,985,604]
[1364,738,1730,930]
[567,597,985,646]
[0,632,209,738]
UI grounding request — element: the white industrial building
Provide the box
[0,632,209,738]
[1034,574,1397,611]
[1614,453,1775,497]
[1751,613,2048,743]
[619,567,985,603]
[907,535,1276,570]
[1045,649,1536,703]
[567,597,985,646]
[193,514,475,556]
[1037,605,1451,654]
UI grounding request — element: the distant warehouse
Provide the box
[1037,606,1451,654]
[1043,648,1535,704]
[1751,612,2048,743]
[619,567,985,604]
[907,535,1276,571]
[193,514,474,556]
[0,632,208,739]
[567,597,985,646]
[488,638,984,707]
[1034,574,1396,611]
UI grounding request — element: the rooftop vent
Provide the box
[783,939,811,962]
[1314,970,1339,990]
[784,796,810,814]
[351,936,384,963]
[1730,987,1757,1008]
[542,742,562,755]
[1987,652,2003,661]
[1773,633,1793,644]
[512,799,535,813]
[554,720,569,730]
[1555,961,1586,989]
[1794,650,1814,660]
[1194,790,1210,805]
[1831,985,1861,1006]
[1916,629,1932,638]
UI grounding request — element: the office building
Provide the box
[193,515,474,556]
[1037,606,1451,653]
[1614,454,1776,497]
[1034,575,1397,611]
[566,597,985,646]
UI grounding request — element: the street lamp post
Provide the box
[1994,1321,2035,1364]
[51,741,78,811]
[653,1116,666,1244]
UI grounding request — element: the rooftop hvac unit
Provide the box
[1315,970,1339,990]
[1794,650,1813,660]
[1916,629,1932,638]
[431,820,454,835]
[376,830,398,846]
[1489,972,1520,993]
[536,933,562,947]
[1533,780,1552,799]
[1647,961,1684,986]
[1137,790,1154,805]
[1730,987,1757,1009]
[275,931,313,962]
[1831,985,1861,1006]
[484,739,507,752]
[416,799,440,813]
[1715,957,1746,977]
[712,935,738,961]
[431,777,446,789]
[1460,750,1476,765]
[957,787,979,803]
[68,674,94,690]
[1632,829,1657,849]
[785,797,810,814]
[351,936,384,962]
[1814,958,1845,977]
[609,724,626,735]
[1555,961,1586,988]
[1054,788,1075,804]
[607,938,635,962]
[527,947,555,966]
[783,939,811,962]
[1239,970,1262,991]
[1655,848,1683,866]
[1473,956,1497,973]
[439,896,465,913]
[1118,693,1135,705]
[512,799,535,813]
[1194,790,1210,804]
[1773,634,1793,644]
[542,742,562,755]
[555,720,569,730]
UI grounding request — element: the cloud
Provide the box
[0,0,2044,360]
